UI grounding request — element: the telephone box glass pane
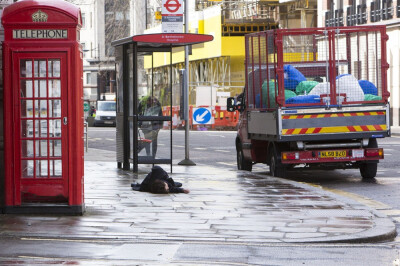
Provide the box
[21,80,33,98]
[49,120,62,137]
[35,100,47,118]
[34,80,47,98]
[21,100,34,118]
[49,60,60,78]
[36,160,48,178]
[34,61,38,77]
[49,80,61,97]
[34,60,47,77]
[50,140,62,157]
[21,120,33,137]
[49,100,61,117]
[35,140,48,157]
[20,59,32,78]
[21,160,34,178]
[34,120,42,137]
[50,160,62,177]
[21,140,34,158]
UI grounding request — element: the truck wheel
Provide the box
[359,138,378,180]
[360,163,377,179]
[268,147,285,178]
[237,146,252,171]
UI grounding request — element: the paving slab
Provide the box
[0,161,396,244]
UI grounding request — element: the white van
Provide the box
[94,100,116,126]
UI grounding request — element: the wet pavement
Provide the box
[0,147,397,264]
[0,152,396,244]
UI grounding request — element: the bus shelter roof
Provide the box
[111,33,213,50]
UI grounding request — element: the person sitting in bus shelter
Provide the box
[138,96,163,157]
[131,166,190,194]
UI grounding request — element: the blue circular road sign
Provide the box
[193,107,211,124]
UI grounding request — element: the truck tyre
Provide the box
[268,146,285,178]
[359,138,378,180]
[237,145,252,171]
[360,163,377,179]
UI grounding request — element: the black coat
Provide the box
[138,166,184,193]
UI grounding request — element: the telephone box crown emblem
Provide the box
[32,10,48,22]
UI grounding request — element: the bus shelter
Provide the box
[112,33,213,172]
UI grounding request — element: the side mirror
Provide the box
[227,97,236,112]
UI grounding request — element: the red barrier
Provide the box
[163,105,239,130]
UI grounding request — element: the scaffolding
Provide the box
[195,0,279,35]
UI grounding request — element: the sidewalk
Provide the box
[392,126,400,136]
[0,148,396,245]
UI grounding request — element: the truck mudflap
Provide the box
[280,147,383,164]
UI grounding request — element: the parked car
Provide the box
[93,100,116,127]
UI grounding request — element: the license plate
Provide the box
[319,150,347,158]
[104,121,113,124]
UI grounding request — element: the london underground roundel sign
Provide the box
[163,0,181,13]
[162,0,183,15]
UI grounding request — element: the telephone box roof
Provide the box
[2,0,81,26]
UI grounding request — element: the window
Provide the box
[347,0,367,25]
[357,1,367,24]
[81,43,86,58]
[383,0,393,20]
[325,9,344,27]
[347,3,357,26]
[325,0,343,27]
[371,0,393,22]
[82,13,86,28]
[86,73,91,85]
[397,0,400,17]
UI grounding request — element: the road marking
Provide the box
[303,184,400,227]
[217,162,236,166]
[321,187,391,210]
[215,150,230,153]
[174,145,184,148]
[106,138,114,141]
[194,147,207,150]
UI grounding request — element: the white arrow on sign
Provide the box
[196,110,208,122]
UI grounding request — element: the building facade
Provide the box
[142,0,317,108]
[319,0,400,127]
[67,0,146,105]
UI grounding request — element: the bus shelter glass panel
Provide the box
[131,53,172,165]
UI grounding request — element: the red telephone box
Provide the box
[2,0,84,214]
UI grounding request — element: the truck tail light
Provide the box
[282,152,299,160]
[365,148,383,157]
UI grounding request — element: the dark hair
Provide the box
[150,180,169,194]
